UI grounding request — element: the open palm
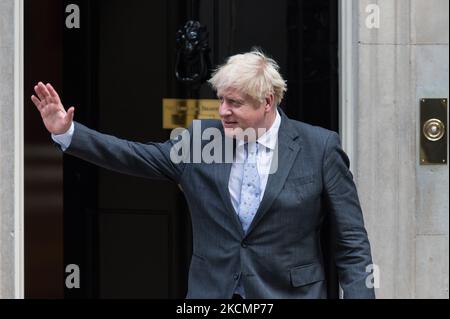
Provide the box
[31,82,75,135]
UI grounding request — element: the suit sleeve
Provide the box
[322,132,376,299]
[58,121,186,183]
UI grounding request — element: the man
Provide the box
[31,50,375,299]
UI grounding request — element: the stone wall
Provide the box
[356,0,449,298]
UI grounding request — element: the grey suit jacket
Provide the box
[61,109,375,299]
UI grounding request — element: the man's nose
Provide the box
[219,102,232,117]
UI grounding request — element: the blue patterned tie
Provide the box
[238,142,261,234]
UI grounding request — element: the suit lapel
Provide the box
[245,112,302,237]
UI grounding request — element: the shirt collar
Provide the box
[236,109,281,151]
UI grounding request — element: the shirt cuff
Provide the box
[51,122,75,152]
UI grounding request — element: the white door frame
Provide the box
[14,0,25,299]
[338,0,358,167]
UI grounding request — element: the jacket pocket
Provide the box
[293,174,315,185]
[284,174,316,188]
[289,263,325,287]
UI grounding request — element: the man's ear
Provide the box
[264,94,275,112]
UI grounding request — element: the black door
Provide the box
[25,0,338,298]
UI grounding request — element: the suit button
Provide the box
[233,273,239,280]
[241,241,248,248]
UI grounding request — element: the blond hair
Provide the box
[208,49,287,107]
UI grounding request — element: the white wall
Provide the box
[354,0,449,298]
[411,0,449,299]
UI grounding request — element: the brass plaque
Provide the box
[162,99,220,129]
[420,98,447,165]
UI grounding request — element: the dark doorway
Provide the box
[25,0,338,298]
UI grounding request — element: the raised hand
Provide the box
[31,82,75,135]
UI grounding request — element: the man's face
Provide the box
[218,87,272,139]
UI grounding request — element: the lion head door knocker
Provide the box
[175,21,212,88]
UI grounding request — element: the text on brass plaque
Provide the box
[163,99,220,129]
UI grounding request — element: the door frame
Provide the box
[14,0,25,299]
[338,0,357,167]
[14,0,357,299]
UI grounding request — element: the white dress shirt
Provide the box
[51,121,75,151]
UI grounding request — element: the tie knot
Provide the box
[245,141,258,156]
